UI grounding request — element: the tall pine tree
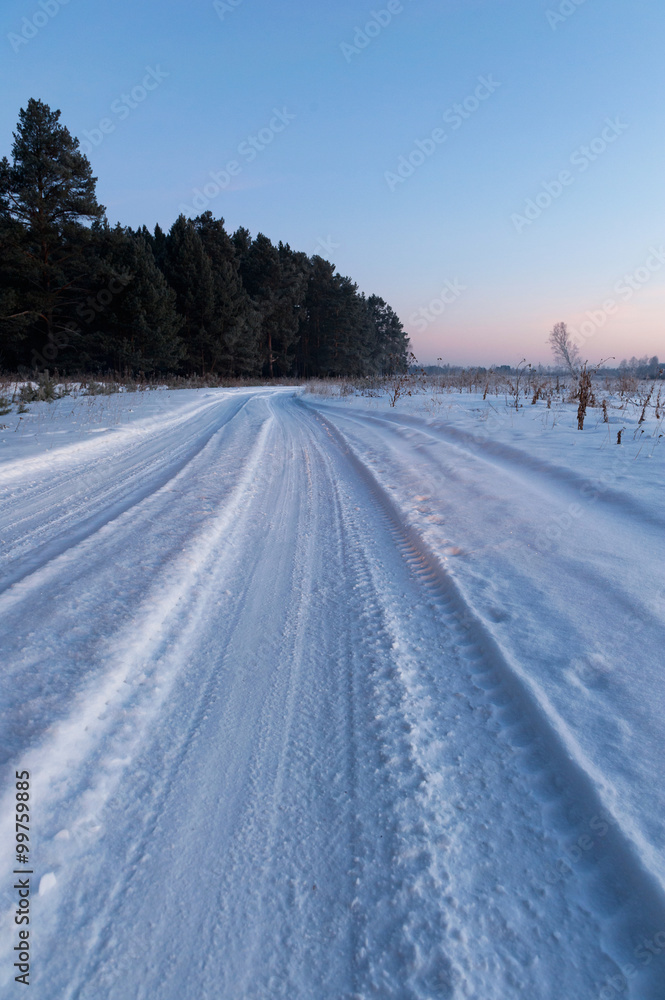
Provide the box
[0,98,105,369]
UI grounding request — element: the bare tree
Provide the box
[548,321,580,375]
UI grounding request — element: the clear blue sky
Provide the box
[2,0,663,365]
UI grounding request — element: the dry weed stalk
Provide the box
[577,365,592,430]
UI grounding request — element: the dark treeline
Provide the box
[0,99,409,378]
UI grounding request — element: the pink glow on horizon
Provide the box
[407,303,664,367]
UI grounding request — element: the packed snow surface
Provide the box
[0,385,664,999]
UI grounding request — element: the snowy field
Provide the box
[1,384,664,999]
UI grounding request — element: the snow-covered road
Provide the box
[1,387,664,999]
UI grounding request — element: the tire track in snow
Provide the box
[0,406,277,995]
[195,402,382,999]
[0,391,237,486]
[59,398,359,1000]
[202,417,322,995]
[315,403,665,532]
[0,394,272,769]
[0,391,229,548]
[305,400,665,998]
[308,402,665,858]
[3,392,664,998]
[309,403,663,632]
[0,393,256,597]
[292,406,434,999]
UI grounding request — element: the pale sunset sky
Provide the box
[2,0,663,365]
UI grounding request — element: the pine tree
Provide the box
[0,98,105,369]
[367,295,409,374]
[234,231,282,377]
[162,216,217,375]
[1,100,409,380]
[273,243,310,376]
[76,223,183,374]
[193,213,261,375]
[297,256,339,377]
[152,223,167,270]
[331,276,373,376]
